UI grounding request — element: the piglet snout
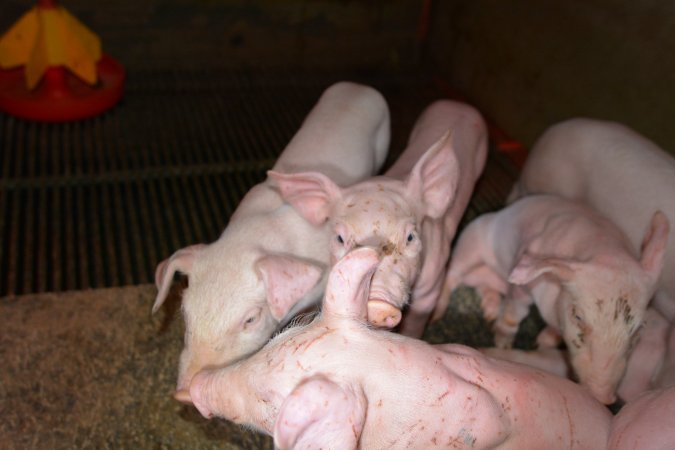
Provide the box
[585,382,618,405]
[367,299,402,328]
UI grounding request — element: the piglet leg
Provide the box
[462,264,509,322]
[493,285,532,349]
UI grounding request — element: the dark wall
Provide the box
[427,0,675,154]
[3,1,673,154]
[0,1,424,71]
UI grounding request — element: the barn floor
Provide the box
[0,69,543,449]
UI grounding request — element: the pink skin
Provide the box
[655,321,675,388]
[189,247,611,450]
[509,118,675,322]
[151,82,390,402]
[269,100,487,337]
[608,386,675,449]
[442,194,669,404]
[617,308,670,401]
[497,349,675,449]
[480,308,671,403]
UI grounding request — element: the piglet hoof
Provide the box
[478,289,502,322]
[536,327,561,349]
[367,300,402,328]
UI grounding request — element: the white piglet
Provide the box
[152,82,390,401]
[443,194,669,404]
[509,118,675,321]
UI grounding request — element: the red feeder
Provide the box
[0,0,125,122]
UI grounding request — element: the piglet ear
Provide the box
[268,170,342,226]
[256,254,324,321]
[639,210,670,282]
[323,247,380,321]
[153,244,206,314]
[508,253,576,286]
[274,374,366,450]
[405,130,459,219]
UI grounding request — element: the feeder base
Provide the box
[0,54,125,122]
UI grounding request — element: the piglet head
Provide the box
[268,131,459,329]
[153,240,324,403]
[189,248,378,448]
[508,211,670,404]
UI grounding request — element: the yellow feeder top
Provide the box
[0,5,101,89]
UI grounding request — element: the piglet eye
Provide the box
[242,308,262,330]
[337,234,345,244]
[407,233,414,243]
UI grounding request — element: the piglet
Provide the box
[152,82,390,401]
[509,118,675,321]
[608,386,675,449]
[442,194,669,404]
[269,100,487,337]
[189,247,612,450]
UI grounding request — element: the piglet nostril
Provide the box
[367,299,402,328]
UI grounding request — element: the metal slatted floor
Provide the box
[0,69,517,296]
